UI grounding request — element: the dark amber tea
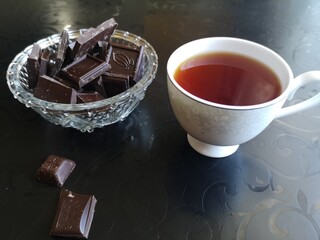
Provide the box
[174,52,282,106]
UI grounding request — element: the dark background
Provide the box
[1,0,320,239]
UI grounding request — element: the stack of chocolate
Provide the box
[26,18,144,104]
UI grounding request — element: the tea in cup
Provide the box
[167,37,320,158]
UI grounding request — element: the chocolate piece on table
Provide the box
[77,91,105,103]
[50,189,97,239]
[60,54,111,88]
[107,42,144,81]
[36,155,76,187]
[70,18,118,60]
[33,75,77,104]
[101,72,130,97]
[26,43,41,89]
[49,30,70,76]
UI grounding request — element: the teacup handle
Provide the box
[275,71,320,119]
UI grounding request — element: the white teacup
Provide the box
[167,37,320,158]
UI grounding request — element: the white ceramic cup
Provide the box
[167,37,320,158]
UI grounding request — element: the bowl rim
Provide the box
[6,29,158,113]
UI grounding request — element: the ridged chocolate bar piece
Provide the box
[50,189,97,239]
[70,18,118,60]
[60,54,111,88]
[36,155,76,187]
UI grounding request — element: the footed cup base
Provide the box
[187,134,239,158]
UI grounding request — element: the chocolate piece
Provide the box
[102,72,130,97]
[54,75,79,90]
[105,42,112,64]
[82,76,107,97]
[108,42,144,81]
[26,43,41,88]
[70,18,118,60]
[62,41,76,68]
[36,155,76,187]
[132,53,145,85]
[33,75,77,103]
[77,92,105,103]
[60,54,111,88]
[91,40,109,60]
[39,49,51,76]
[50,189,97,239]
[49,30,69,76]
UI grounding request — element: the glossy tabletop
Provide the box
[1,0,320,239]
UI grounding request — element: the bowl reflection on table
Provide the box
[6,29,158,132]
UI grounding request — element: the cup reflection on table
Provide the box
[167,37,320,158]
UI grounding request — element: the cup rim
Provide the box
[167,37,294,110]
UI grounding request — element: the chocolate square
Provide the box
[50,189,97,239]
[36,155,76,187]
[60,54,111,88]
[81,76,107,97]
[33,75,77,103]
[101,72,130,97]
[107,42,144,81]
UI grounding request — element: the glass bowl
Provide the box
[6,29,158,132]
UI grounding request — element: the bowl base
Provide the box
[187,134,239,158]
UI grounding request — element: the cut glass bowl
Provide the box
[7,29,158,132]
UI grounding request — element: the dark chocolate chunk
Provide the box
[36,155,76,187]
[49,30,70,76]
[26,43,41,89]
[70,18,118,60]
[60,54,111,88]
[82,76,107,97]
[50,189,97,239]
[54,75,79,90]
[93,40,109,60]
[132,53,145,85]
[39,49,51,76]
[62,41,76,68]
[33,75,77,103]
[77,91,105,103]
[107,42,144,81]
[101,72,130,97]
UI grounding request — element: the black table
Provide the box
[1,0,320,239]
